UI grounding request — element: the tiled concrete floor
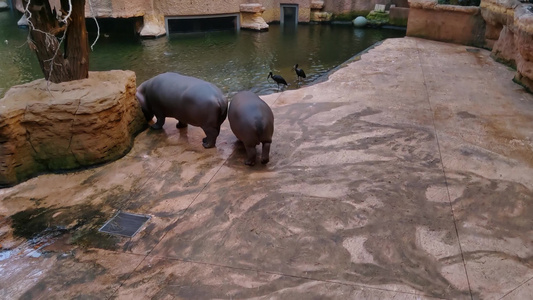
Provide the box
[1,37,532,299]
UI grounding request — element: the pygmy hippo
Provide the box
[136,72,228,148]
[228,91,274,165]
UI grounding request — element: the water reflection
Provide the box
[0,11,405,97]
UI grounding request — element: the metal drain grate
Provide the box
[99,211,151,237]
[466,48,480,53]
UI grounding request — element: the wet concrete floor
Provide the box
[1,37,532,299]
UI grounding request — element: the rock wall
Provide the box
[0,70,146,187]
[84,0,150,18]
[261,0,312,23]
[322,0,381,15]
[82,0,379,21]
[153,0,243,16]
[481,0,533,92]
[389,7,410,26]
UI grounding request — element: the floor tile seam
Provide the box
[414,39,474,300]
[142,254,446,299]
[107,157,229,299]
[268,92,283,107]
[112,159,168,212]
[152,156,229,238]
[498,275,533,300]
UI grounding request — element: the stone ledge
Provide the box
[409,0,480,14]
[240,3,268,31]
[311,11,332,22]
[311,1,325,10]
[140,14,166,38]
[0,70,146,187]
[240,3,264,13]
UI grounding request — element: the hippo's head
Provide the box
[135,85,154,122]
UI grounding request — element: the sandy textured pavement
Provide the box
[1,37,533,299]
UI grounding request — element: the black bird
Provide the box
[293,64,306,81]
[267,72,288,90]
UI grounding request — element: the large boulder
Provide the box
[0,70,146,187]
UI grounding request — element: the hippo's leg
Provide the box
[244,145,257,166]
[151,114,166,130]
[261,142,271,164]
[201,126,220,148]
[176,121,188,128]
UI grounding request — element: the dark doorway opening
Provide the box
[166,15,239,34]
[281,4,298,26]
[86,17,142,40]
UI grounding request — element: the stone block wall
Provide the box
[153,0,243,16]
[84,0,150,18]
[16,0,409,33]
[322,0,381,15]
[261,0,312,23]
[407,0,486,46]
[390,7,410,26]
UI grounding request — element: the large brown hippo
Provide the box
[136,72,228,148]
[228,91,274,165]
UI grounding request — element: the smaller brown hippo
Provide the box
[228,91,274,166]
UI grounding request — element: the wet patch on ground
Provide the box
[6,204,119,252]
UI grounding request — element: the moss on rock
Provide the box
[366,11,390,27]
[332,11,369,22]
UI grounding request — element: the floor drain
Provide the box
[99,211,151,237]
[466,48,480,53]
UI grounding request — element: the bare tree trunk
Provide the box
[26,0,89,83]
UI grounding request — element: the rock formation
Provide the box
[0,70,146,187]
[481,0,533,92]
[240,3,269,31]
[139,14,166,37]
[310,1,333,23]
